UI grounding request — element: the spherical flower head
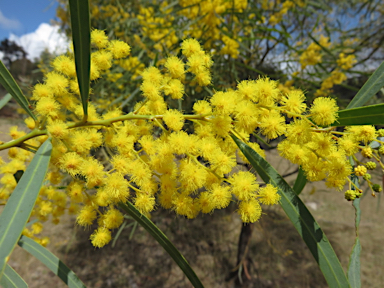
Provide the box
[109,40,131,59]
[179,160,207,192]
[70,130,94,154]
[259,110,286,139]
[210,91,236,115]
[90,59,101,80]
[198,191,215,214]
[254,77,280,105]
[1,174,17,190]
[302,154,327,181]
[354,165,367,176]
[52,55,76,77]
[338,135,359,156]
[238,199,262,223]
[208,183,231,209]
[310,97,339,126]
[47,120,68,140]
[81,158,105,188]
[187,53,206,74]
[172,193,195,218]
[39,201,53,216]
[90,227,112,248]
[141,81,161,101]
[135,193,156,214]
[209,151,236,175]
[210,115,232,137]
[92,50,113,71]
[285,119,312,145]
[77,205,97,227]
[45,71,69,97]
[32,83,53,100]
[130,160,152,188]
[91,29,109,48]
[237,80,258,101]
[141,66,163,86]
[105,173,129,203]
[9,126,26,140]
[280,89,306,116]
[165,56,185,79]
[35,97,61,118]
[193,100,212,115]
[24,117,36,130]
[258,184,281,205]
[194,68,211,86]
[163,109,185,131]
[181,38,202,58]
[348,125,376,143]
[59,152,83,176]
[163,79,184,99]
[230,171,259,201]
[168,131,194,155]
[31,222,43,235]
[102,209,124,229]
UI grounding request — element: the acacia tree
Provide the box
[54,0,384,108]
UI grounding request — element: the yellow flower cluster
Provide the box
[315,52,357,97]
[300,35,331,69]
[137,3,178,52]
[269,0,295,26]
[1,36,383,249]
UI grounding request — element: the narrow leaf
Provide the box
[68,0,90,118]
[348,237,361,288]
[18,236,86,288]
[347,61,384,109]
[0,139,52,277]
[293,166,307,195]
[0,264,28,288]
[347,176,361,288]
[0,61,36,120]
[0,93,12,110]
[333,103,384,126]
[119,202,204,288]
[231,134,350,288]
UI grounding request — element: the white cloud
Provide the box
[9,23,69,60]
[0,9,22,30]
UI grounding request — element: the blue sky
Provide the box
[0,0,68,60]
[0,0,59,41]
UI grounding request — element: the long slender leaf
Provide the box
[68,0,90,119]
[0,139,52,278]
[0,93,12,110]
[293,166,307,195]
[348,238,361,288]
[119,201,204,288]
[333,103,384,126]
[347,175,361,288]
[0,61,36,120]
[18,236,86,288]
[231,134,350,288]
[0,264,28,288]
[347,61,384,109]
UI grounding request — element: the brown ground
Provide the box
[2,118,384,288]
